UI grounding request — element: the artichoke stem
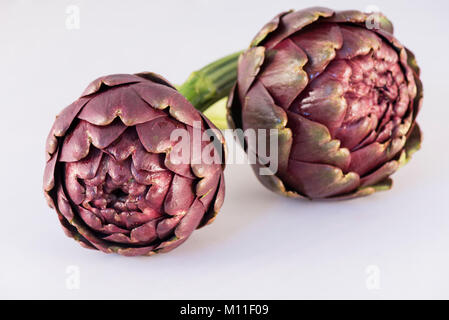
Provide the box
[179,51,242,123]
[203,97,229,130]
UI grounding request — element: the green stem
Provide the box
[179,51,242,115]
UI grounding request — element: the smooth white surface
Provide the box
[0,0,448,299]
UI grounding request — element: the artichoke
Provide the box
[227,7,423,199]
[44,73,225,256]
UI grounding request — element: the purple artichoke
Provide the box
[227,7,423,199]
[44,73,225,256]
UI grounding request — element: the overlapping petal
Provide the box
[44,73,226,256]
[228,7,422,200]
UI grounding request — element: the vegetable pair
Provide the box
[44,7,422,256]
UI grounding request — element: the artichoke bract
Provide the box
[44,73,225,256]
[227,7,423,199]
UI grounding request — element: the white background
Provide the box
[1,0,448,299]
